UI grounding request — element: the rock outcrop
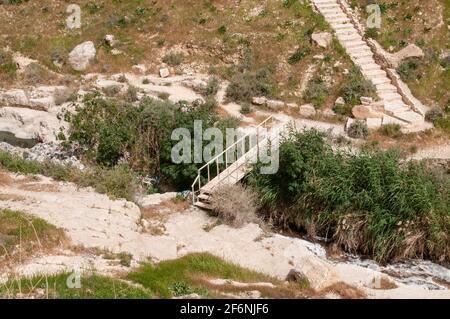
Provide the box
[69,41,96,71]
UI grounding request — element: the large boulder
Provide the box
[69,41,96,71]
[311,32,332,48]
[299,104,317,117]
[391,44,424,67]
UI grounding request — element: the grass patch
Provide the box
[0,151,138,201]
[379,124,403,138]
[0,209,65,259]
[0,273,151,299]
[127,253,278,298]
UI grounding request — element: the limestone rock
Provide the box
[311,32,332,48]
[266,100,285,109]
[335,97,345,106]
[252,96,267,105]
[352,105,383,120]
[391,44,424,67]
[132,64,147,75]
[159,68,170,78]
[0,89,29,107]
[287,102,299,108]
[366,118,382,129]
[299,104,316,117]
[360,97,373,106]
[104,35,118,47]
[68,41,96,71]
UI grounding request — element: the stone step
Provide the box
[331,23,354,30]
[320,7,342,14]
[379,91,403,102]
[315,1,339,8]
[342,40,367,48]
[384,101,409,115]
[363,69,387,77]
[376,83,398,92]
[337,33,362,42]
[360,63,381,71]
[382,114,407,126]
[327,16,350,23]
[354,57,376,66]
[370,77,391,85]
[350,51,373,60]
[198,194,212,202]
[393,111,423,125]
[314,0,337,3]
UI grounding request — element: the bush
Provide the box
[226,69,273,103]
[162,52,184,66]
[247,129,450,264]
[397,58,422,81]
[341,66,377,105]
[303,76,328,108]
[66,95,238,189]
[425,108,445,123]
[240,103,252,114]
[347,120,369,139]
[333,103,353,116]
[210,184,259,227]
[197,77,220,97]
[287,47,311,65]
[379,124,402,138]
[365,28,379,39]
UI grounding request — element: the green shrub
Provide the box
[240,103,252,114]
[303,76,328,108]
[66,95,237,189]
[397,58,422,81]
[380,124,403,138]
[162,52,184,66]
[425,108,445,123]
[341,66,377,105]
[197,77,220,97]
[287,47,311,65]
[365,27,379,39]
[217,25,227,35]
[347,120,369,139]
[247,129,450,264]
[142,78,150,84]
[158,92,170,100]
[226,69,273,103]
[333,103,353,116]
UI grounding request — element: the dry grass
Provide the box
[17,183,60,193]
[210,184,259,228]
[0,171,13,186]
[316,282,367,299]
[0,193,26,202]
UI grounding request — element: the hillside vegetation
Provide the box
[247,129,450,265]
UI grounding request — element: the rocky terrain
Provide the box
[0,0,449,299]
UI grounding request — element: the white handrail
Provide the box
[191,115,275,204]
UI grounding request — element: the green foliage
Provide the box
[397,58,422,81]
[226,68,274,103]
[0,209,64,256]
[380,124,403,138]
[197,77,220,97]
[365,27,379,39]
[162,52,184,66]
[240,103,252,114]
[217,25,227,35]
[0,150,138,201]
[66,95,237,189]
[303,76,328,108]
[287,47,311,65]
[247,130,450,264]
[0,273,151,299]
[347,120,369,139]
[127,253,272,298]
[341,66,377,105]
[0,50,17,80]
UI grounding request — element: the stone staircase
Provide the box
[311,0,425,128]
